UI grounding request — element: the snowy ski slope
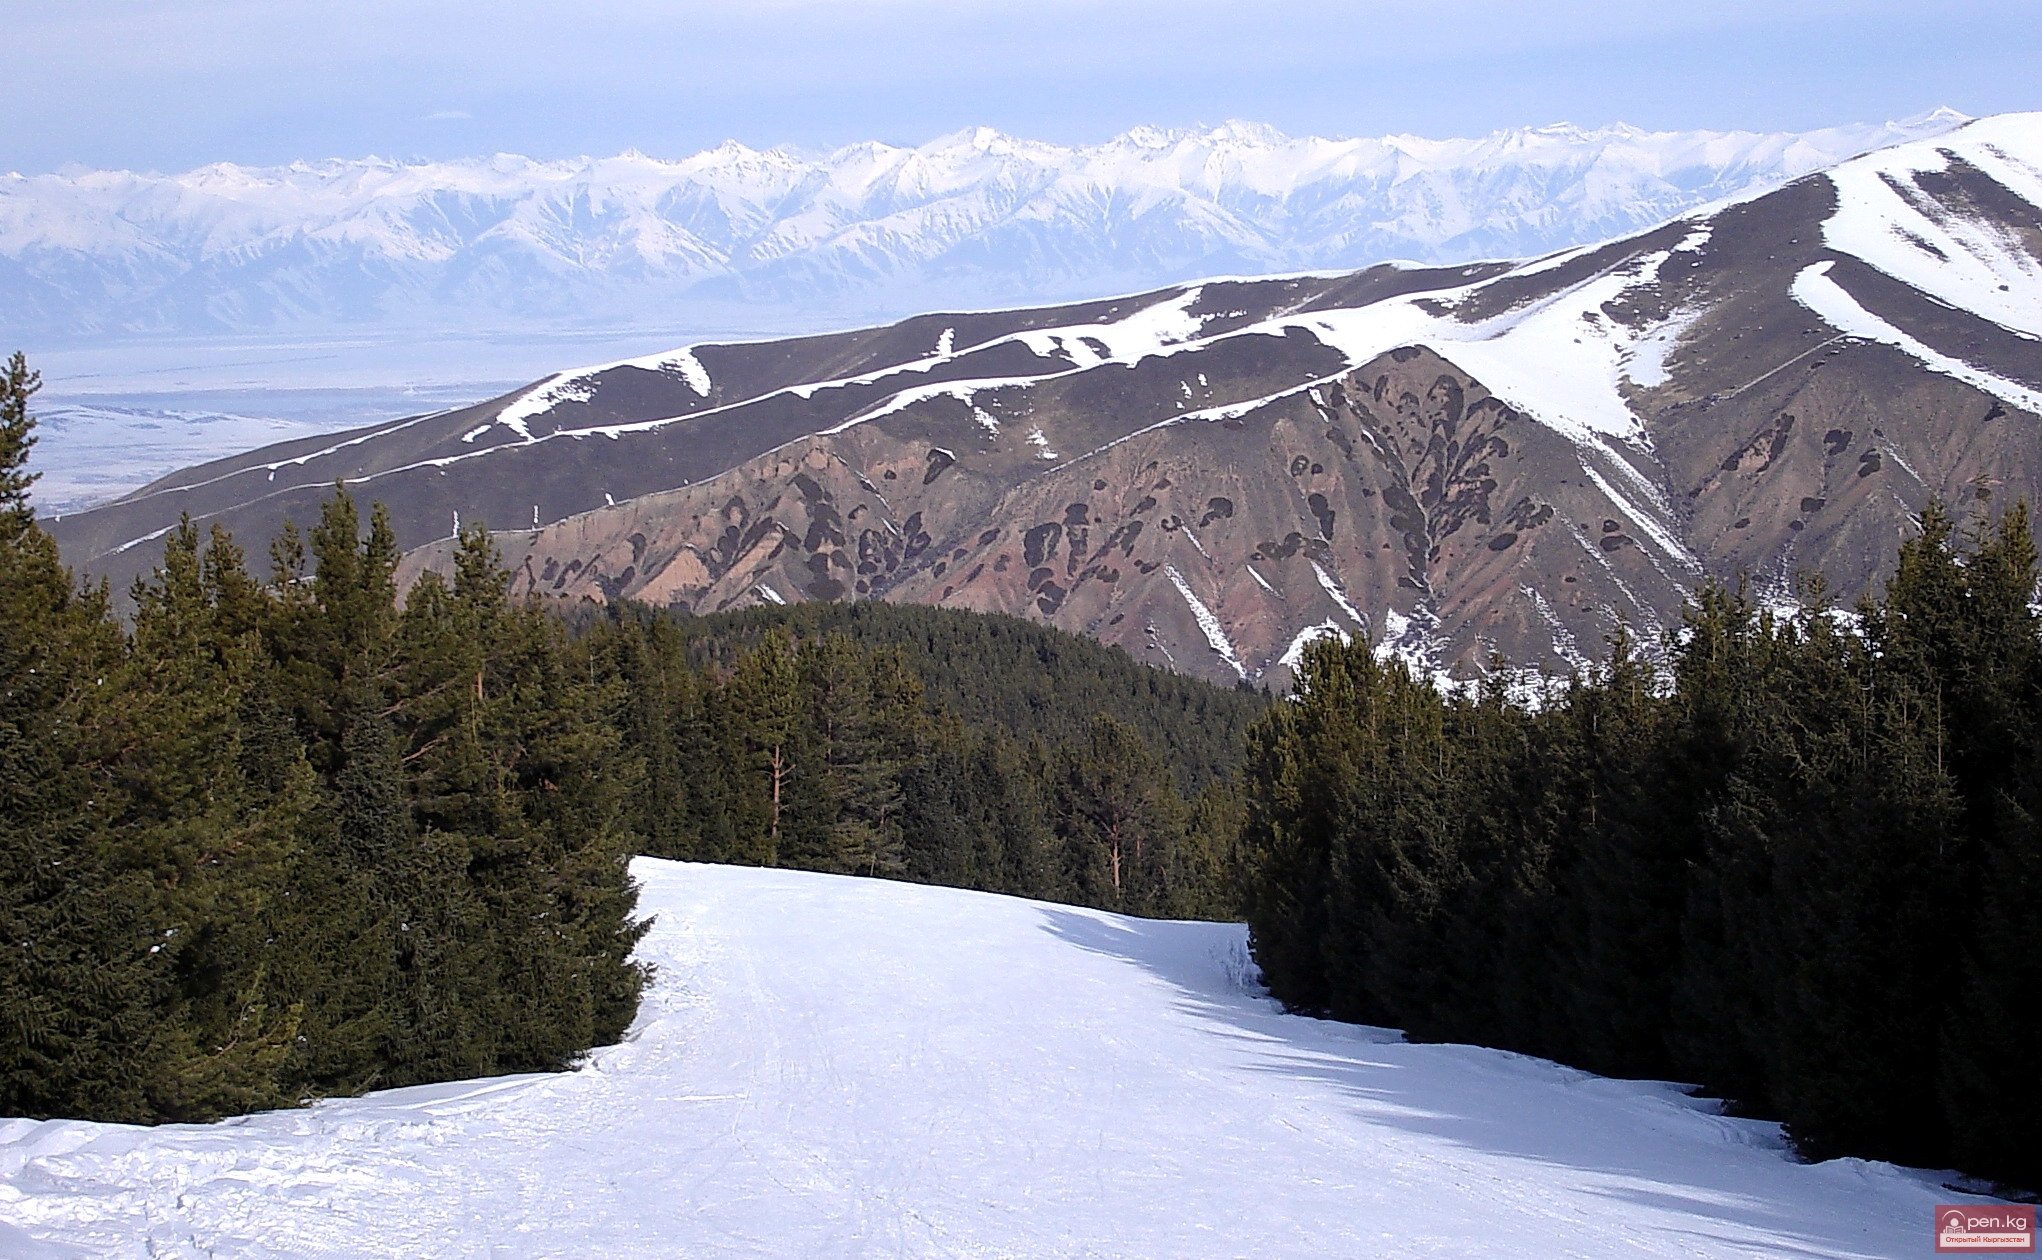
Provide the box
[0,861,1953,1257]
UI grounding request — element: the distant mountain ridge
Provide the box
[45,112,2042,685]
[1,111,1968,343]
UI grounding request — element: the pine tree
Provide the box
[726,632,802,865]
[1934,504,2042,1187]
[1240,639,1344,1014]
[897,715,984,888]
[1058,715,1187,916]
[1171,782,1247,920]
[0,355,156,1120]
[122,518,303,1119]
[394,526,646,1074]
[1666,581,1785,1111]
[268,489,400,773]
[1542,628,1682,1077]
[1766,595,1961,1161]
[588,608,702,860]
[0,353,40,536]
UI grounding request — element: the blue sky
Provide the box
[9,0,2040,173]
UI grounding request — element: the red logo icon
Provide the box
[1937,1204,2036,1253]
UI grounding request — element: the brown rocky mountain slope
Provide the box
[48,114,2042,685]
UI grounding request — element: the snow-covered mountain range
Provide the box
[50,112,2042,683]
[2,112,1969,342]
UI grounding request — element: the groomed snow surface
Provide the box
[1,861,1951,1258]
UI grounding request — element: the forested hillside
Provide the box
[1242,504,2042,1191]
[600,599,1265,792]
[574,600,1256,918]
[1,350,1262,1125]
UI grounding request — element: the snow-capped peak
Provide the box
[0,113,1974,344]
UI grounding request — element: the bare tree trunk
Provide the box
[769,744,785,862]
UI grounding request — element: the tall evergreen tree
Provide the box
[0,356,155,1120]
[726,632,802,865]
[1058,715,1186,915]
[121,518,304,1119]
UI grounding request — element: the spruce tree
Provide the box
[0,353,40,535]
[1543,630,1682,1077]
[0,356,155,1120]
[1239,641,1342,1014]
[123,518,303,1119]
[1932,505,2042,1186]
[726,632,802,865]
[1058,715,1186,915]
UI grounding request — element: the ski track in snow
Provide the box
[0,862,1965,1257]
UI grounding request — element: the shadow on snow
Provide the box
[1037,907,1926,1259]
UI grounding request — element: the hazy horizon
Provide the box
[8,1,2036,175]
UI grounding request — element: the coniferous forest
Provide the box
[0,354,1258,1126]
[1242,504,2042,1191]
[3,350,2039,1191]
[0,354,648,1124]
[576,598,1260,918]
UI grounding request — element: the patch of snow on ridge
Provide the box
[1622,225,1714,390]
[493,371,595,439]
[1164,564,1247,679]
[1374,608,1460,692]
[1291,246,1687,446]
[1822,113,2042,340]
[1672,223,1713,254]
[824,379,1005,433]
[1018,288,1208,368]
[1380,607,1415,649]
[483,343,718,441]
[936,327,955,357]
[1310,560,1367,629]
[633,346,714,397]
[1278,620,1345,670]
[1792,261,2042,414]
[1622,305,1703,389]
